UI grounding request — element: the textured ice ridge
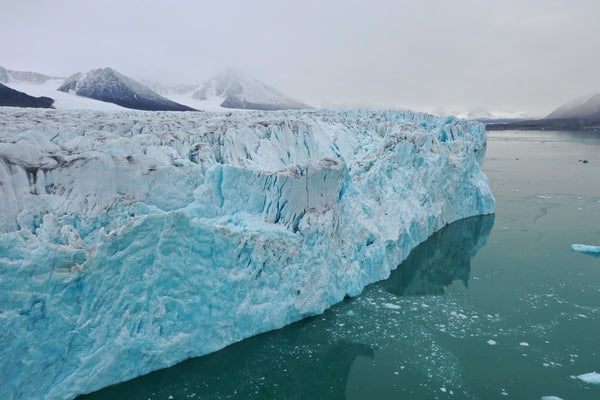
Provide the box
[0,108,495,400]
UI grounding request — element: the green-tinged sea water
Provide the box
[79,129,600,400]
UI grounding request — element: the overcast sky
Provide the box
[3,0,600,116]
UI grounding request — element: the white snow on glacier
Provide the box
[0,108,495,400]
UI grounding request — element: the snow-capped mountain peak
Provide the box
[0,65,55,84]
[192,68,309,110]
[58,67,196,111]
[546,92,600,120]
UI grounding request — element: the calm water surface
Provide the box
[80,130,600,400]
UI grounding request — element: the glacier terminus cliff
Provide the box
[0,108,495,400]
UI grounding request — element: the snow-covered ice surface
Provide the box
[0,108,494,400]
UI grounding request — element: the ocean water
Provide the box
[78,129,600,400]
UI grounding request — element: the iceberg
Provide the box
[576,372,600,385]
[571,243,600,256]
[0,108,495,400]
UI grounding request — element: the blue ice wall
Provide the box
[0,109,494,400]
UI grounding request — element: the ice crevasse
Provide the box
[0,108,495,399]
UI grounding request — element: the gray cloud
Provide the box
[3,0,600,115]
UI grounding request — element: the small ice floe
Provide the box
[383,303,401,310]
[571,244,600,256]
[519,342,529,347]
[541,396,565,400]
[537,195,552,199]
[450,311,467,318]
[577,371,600,385]
[346,310,355,317]
[487,339,497,345]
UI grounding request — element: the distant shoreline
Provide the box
[486,118,600,131]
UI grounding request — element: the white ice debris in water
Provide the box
[537,195,551,199]
[519,342,529,346]
[541,396,565,400]
[577,372,600,385]
[571,244,600,254]
[487,340,498,345]
[0,108,495,400]
[383,303,402,310]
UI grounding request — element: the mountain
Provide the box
[546,92,600,121]
[0,66,55,84]
[0,82,54,108]
[487,92,600,131]
[168,83,200,95]
[191,69,309,110]
[58,68,197,111]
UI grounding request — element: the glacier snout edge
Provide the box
[0,109,495,400]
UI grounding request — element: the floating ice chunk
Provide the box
[487,339,497,345]
[519,342,529,347]
[577,371,600,385]
[383,303,402,310]
[541,396,564,400]
[537,195,551,199]
[571,244,600,254]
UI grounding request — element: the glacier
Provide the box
[0,108,495,400]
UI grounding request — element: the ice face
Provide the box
[0,108,495,400]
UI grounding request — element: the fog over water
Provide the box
[3,0,600,115]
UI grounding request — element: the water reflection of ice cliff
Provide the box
[383,213,495,297]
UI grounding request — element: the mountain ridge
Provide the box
[58,68,197,112]
[0,82,54,108]
[0,66,57,84]
[546,92,600,120]
[191,69,309,110]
